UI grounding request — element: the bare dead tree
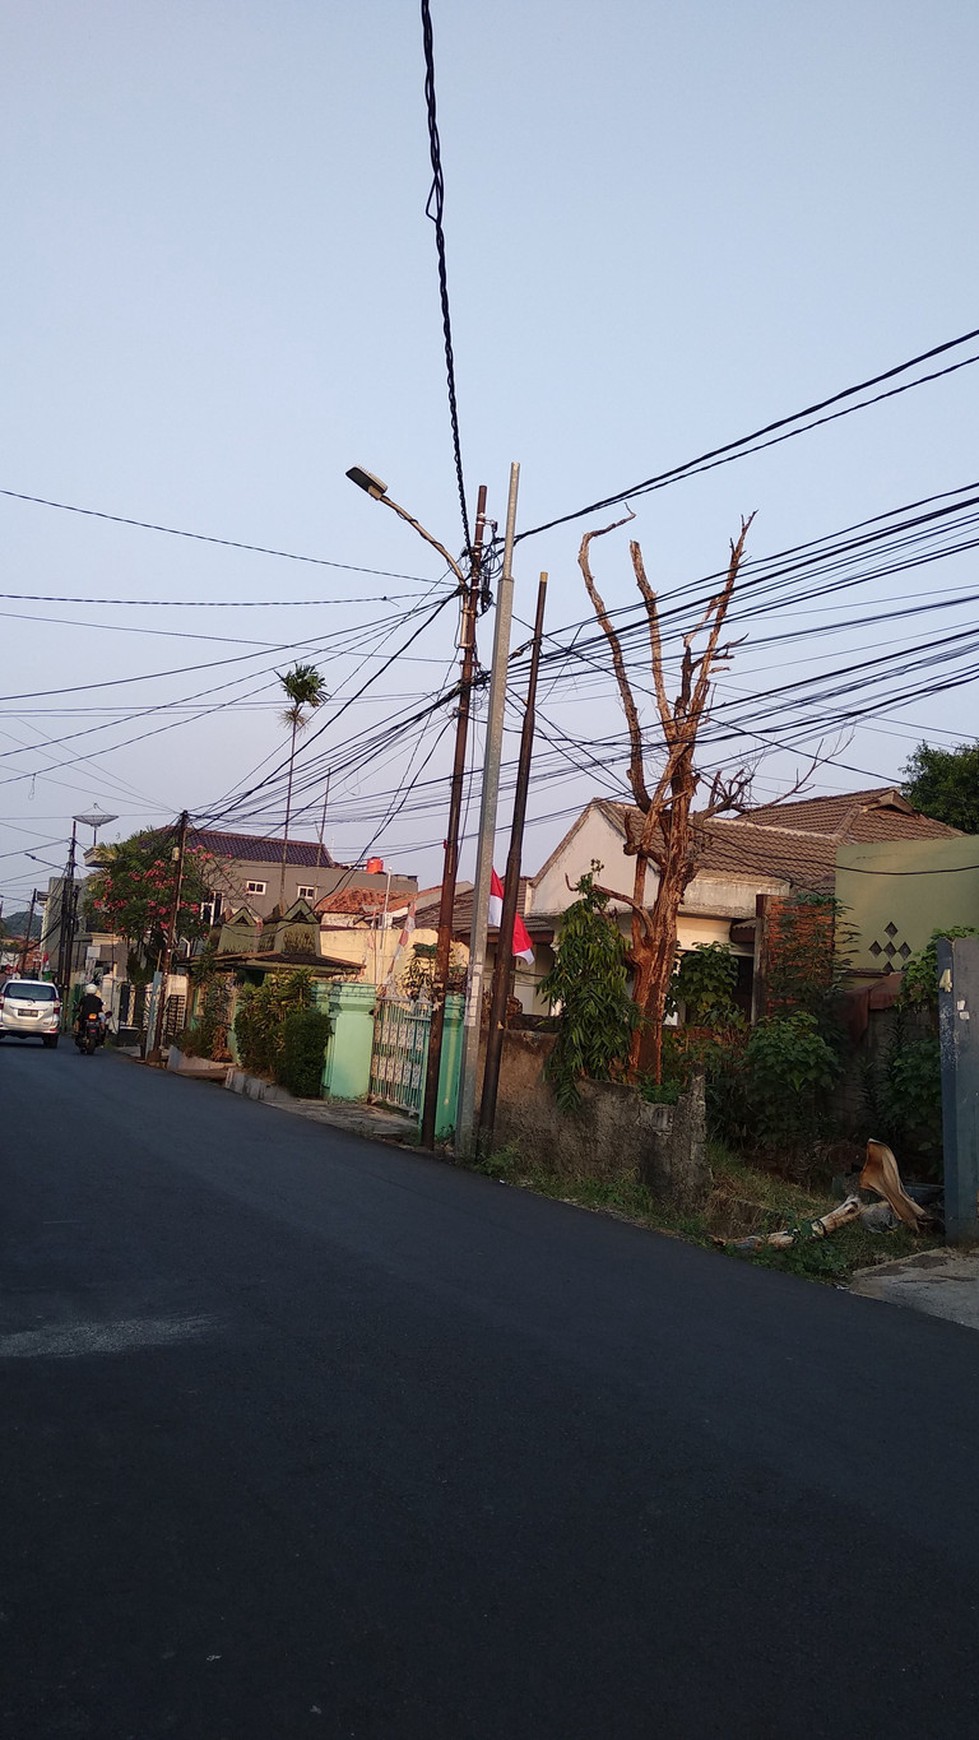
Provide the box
[579,514,756,1082]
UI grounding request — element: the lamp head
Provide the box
[346,465,388,501]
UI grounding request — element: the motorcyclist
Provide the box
[76,982,104,1041]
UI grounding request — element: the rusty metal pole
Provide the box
[477,571,548,1148]
[419,486,488,1148]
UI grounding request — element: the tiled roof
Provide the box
[414,878,552,939]
[591,788,960,895]
[315,887,389,916]
[731,787,960,843]
[190,828,338,870]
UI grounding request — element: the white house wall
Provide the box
[529,809,662,918]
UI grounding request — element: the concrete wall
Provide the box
[492,1029,709,1208]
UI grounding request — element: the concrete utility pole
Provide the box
[419,488,488,1148]
[937,934,979,1244]
[148,811,190,1064]
[478,572,548,1149]
[344,465,489,1148]
[456,462,520,1152]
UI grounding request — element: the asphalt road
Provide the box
[3,1044,978,1739]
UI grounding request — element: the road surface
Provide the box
[3,1042,978,1737]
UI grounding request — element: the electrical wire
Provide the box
[420,0,471,556]
[513,329,979,545]
[0,488,434,581]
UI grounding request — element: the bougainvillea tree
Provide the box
[84,829,215,979]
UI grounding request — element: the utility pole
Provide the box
[316,773,331,870]
[18,889,38,975]
[148,811,190,1064]
[55,820,79,1003]
[419,485,488,1149]
[456,462,520,1151]
[478,572,548,1149]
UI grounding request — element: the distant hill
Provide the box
[1,908,42,941]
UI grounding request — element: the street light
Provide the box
[55,809,119,1003]
[346,465,486,1148]
[346,466,467,587]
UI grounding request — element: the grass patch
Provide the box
[464,1135,938,1284]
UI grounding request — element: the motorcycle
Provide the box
[75,1012,102,1055]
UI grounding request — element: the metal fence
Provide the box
[369,995,430,1121]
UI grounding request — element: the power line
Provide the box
[513,329,979,544]
[0,589,440,607]
[420,0,471,556]
[0,488,434,581]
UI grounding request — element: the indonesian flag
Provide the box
[489,869,535,965]
[397,902,416,949]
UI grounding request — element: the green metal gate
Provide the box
[368,992,465,1139]
[369,995,430,1121]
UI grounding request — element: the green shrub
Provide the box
[743,1012,841,1149]
[277,1008,332,1097]
[233,970,315,1078]
[538,868,639,1112]
[669,942,744,1028]
[901,927,979,1013]
[173,1024,204,1058]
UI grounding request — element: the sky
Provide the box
[2,0,978,918]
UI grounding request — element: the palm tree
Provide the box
[277,663,328,909]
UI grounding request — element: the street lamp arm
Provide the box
[376,493,467,589]
[346,466,467,588]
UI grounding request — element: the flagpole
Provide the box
[477,572,547,1148]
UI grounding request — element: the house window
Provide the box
[297,885,316,901]
[245,880,267,895]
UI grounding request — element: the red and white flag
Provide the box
[397,901,416,950]
[489,869,535,965]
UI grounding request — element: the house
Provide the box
[526,788,961,1015]
[187,829,416,926]
[836,832,979,979]
[412,880,554,1012]
[77,829,417,1040]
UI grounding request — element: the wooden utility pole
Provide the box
[478,571,548,1148]
[55,820,79,1004]
[420,487,488,1149]
[148,811,190,1064]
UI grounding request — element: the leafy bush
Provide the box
[277,1008,332,1097]
[860,1006,942,1170]
[538,868,639,1112]
[181,971,231,1062]
[173,1025,204,1058]
[743,1012,841,1149]
[657,1026,750,1145]
[233,969,315,1078]
[669,942,744,1027]
[901,926,979,1014]
[886,1033,941,1131]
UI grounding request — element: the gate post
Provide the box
[435,993,465,1142]
[322,982,377,1101]
[937,936,979,1245]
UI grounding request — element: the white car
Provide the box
[0,979,61,1046]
